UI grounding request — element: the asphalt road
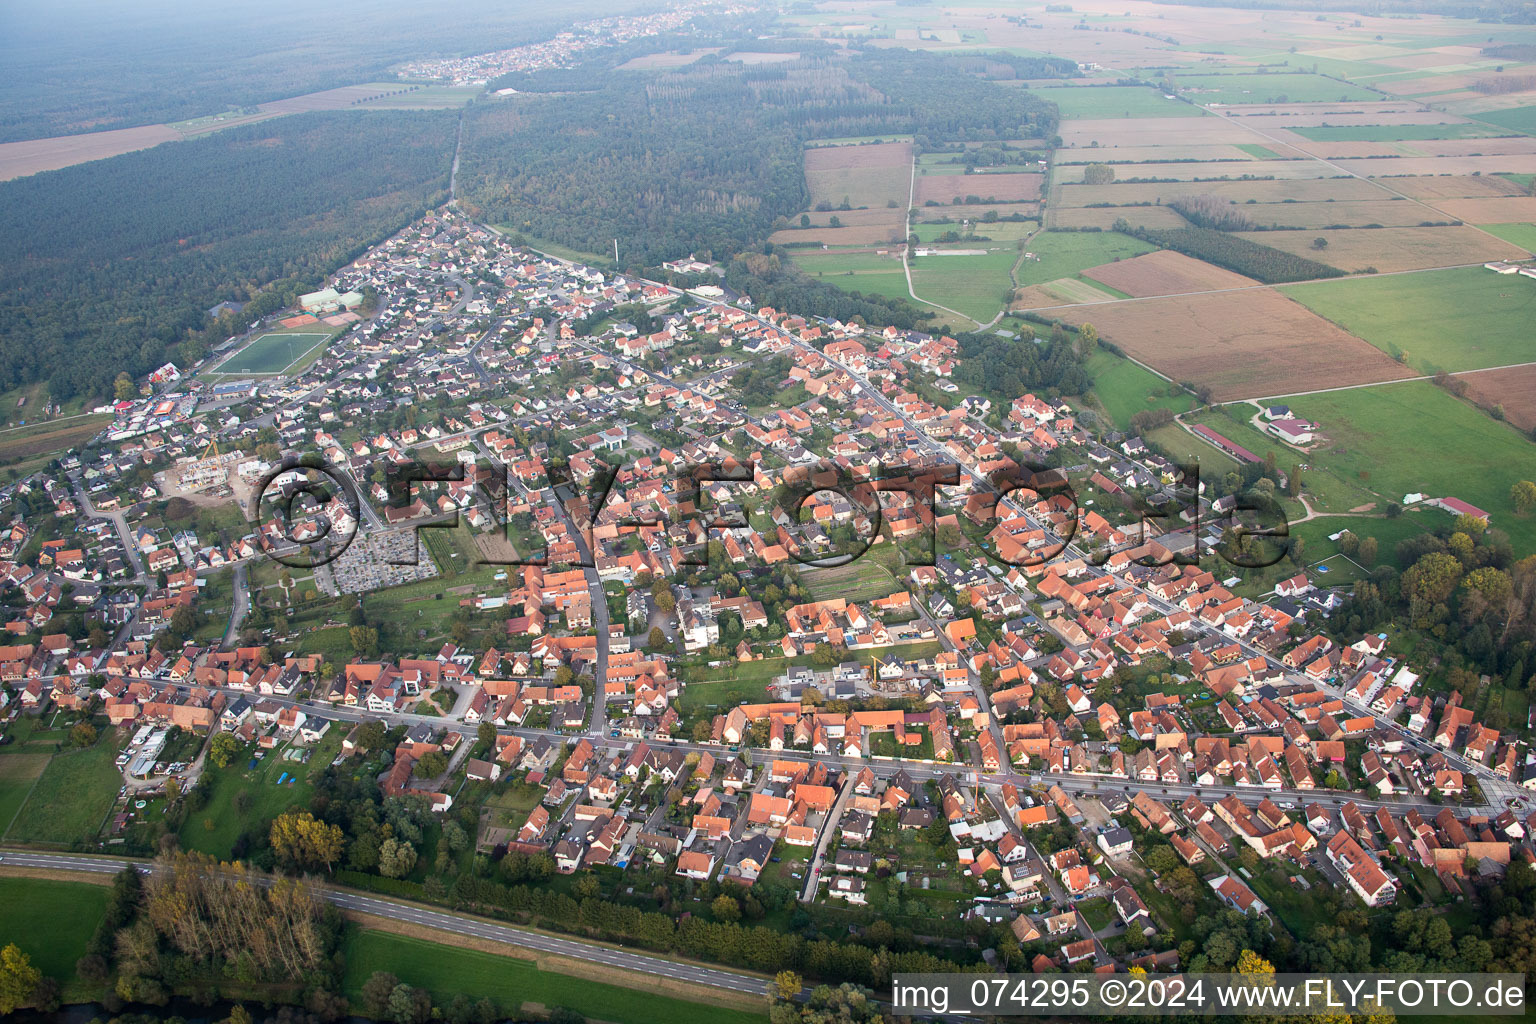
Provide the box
[0,850,770,997]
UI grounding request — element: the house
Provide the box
[1097,826,1133,857]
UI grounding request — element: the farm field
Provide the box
[1055,177,1387,209]
[341,930,768,1024]
[1234,225,1527,273]
[1175,73,1383,105]
[0,124,183,181]
[0,413,112,477]
[1011,278,1123,309]
[1051,205,1189,231]
[1038,86,1206,120]
[5,729,122,846]
[1012,231,1155,291]
[1391,175,1528,200]
[1059,116,1250,149]
[0,878,108,984]
[1081,249,1255,297]
[1476,106,1536,133]
[215,331,333,375]
[1056,287,1417,401]
[1454,364,1536,432]
[914,171,1041,205]
[1288,123,1503,141]
[1282,266,1536,373]
[1054,159,1330,183]
[1430,196,1536,225]
[1481,223,1536,250]
[802,141,911,210]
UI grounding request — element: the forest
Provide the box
[457,45,1067,266]
[0,110,455,400]
[953,322,1095,401]
[1124,224,1346,284]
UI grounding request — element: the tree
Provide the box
[414,751,448,778]
[1082,163,1115,185]
[0,944,40,1015]
[712,893,742,922]
[349,625,379,655]
[1513,480,1536,514]
[378,837,418,878]
[477,721,496,748]
[208,732,241,768]
[270,810,345,871]
[773,971,804,1001]
[70,721,98,747]
[388,983,433,1024]
[114,372,138,401]
[1358,536,1378,567]
[1311,236,1329,250]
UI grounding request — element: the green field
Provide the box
[341,930,768,1024]
[1481,223,1536,252]
[0,751,51,835]
[216,331,332,375]
[1289,123,1502,142]
[5,729,122,846]
[1084,350,1196,431]
[1039,85,1206,120]
[1015,230,1156,291]
[910,247,1020,322]
[1475,106,1536,134]
[1283,266,1536,373]
[1193,383,1536,554]
[0,878,108,982]
[1175,72,1381,105]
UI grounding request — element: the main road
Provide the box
[0,850,771,997]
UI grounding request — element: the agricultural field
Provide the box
[342,930,768,1024]
[1174,72,1383,105]
[0,878,108,984]
[5,728,123,847]
[802,141,911,211]
[914,171,1041,205]
[0,413,112,478]
[1282,266,1536,373]
[1057,287,1417,401]
[1081,249,1255,297]
[1235,225,1527,273]
[214,330,333,375]
[0,124,183,181]
[1038,86,1207,121]
[1481,223,1536,251]
[1453,364,1536,432]
[1288,124,1505,143]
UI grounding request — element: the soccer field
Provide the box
[215,331,330,374]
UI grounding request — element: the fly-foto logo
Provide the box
[253,452,1295,571]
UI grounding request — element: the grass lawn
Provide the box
[1282,266,1536,373]
[1480,223,1536,252]
[0,877,108,984]
[5,729,122,846]
[1039,85,1206,119]
[1143,422,1241,475]
[1083,349,1195,431]
[1076,895,1115,931]
[341,929,767,1024]
[179,733,342,858]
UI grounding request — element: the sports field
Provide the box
[216,331,331,374]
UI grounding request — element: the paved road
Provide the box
[220,562,250,650]
[0,850,770,996]
[71,473,147,583]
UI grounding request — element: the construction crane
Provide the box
[199,438,220,461]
